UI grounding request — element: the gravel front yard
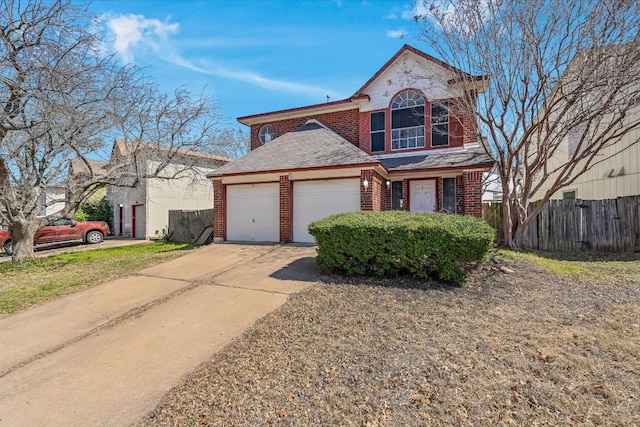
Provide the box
[139,253,640,426]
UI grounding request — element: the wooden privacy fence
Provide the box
[483,195,640,252]
[168,208,214,244]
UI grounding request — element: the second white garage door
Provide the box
[227,183,279,242]
[293,178,360,243]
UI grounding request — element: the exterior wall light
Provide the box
[386,180,391,190]
[363,178,369,190]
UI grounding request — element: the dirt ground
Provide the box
[138,252,640,426]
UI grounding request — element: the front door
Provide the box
[409,179,436,213]
[133,204,145,239]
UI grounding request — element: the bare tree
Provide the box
[208,128,249,160]
[0,0,225,259]
[413,0,640,249]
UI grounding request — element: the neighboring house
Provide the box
[36,158,109,218]
[532,47,640,201]
[36,186,67,217]
[482,171,503,202]
[209,45,495,243]
[536,119,640,201]
[107,140,229,239]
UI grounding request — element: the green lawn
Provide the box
[0,242,192,317]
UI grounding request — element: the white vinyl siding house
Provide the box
[107,141,228,239]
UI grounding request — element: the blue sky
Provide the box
[90,0,430,131]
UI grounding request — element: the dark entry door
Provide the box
[391,181,403,210]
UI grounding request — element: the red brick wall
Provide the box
[360,170,389,212]
[359,112,371,152]
[249,108,360,150]
[379,174,391,211]
[455,175,465,214]
[360,170,372,211]
[462,94,479,145]
[279,175,292,243]
[372,171,387,211]
[463,171,483,217]
[402,179,410,211]
[448,102,465,148]
[212,179,224,240]
[436,177,443,212]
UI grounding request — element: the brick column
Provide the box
[212,179,224,242]
[455,175,465,214]
[380,174,391,211]
[279,175,292,243]
[370,171,388,211]
[402,179,410,211]
[463,171,483,217]
[436,177,443,212]
[360,170,373,211]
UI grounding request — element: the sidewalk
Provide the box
[0,243,319,427]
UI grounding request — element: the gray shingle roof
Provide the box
[379,146,494,171]
[210,121,379,176]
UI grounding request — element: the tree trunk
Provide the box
[501,198,514,249]
[500,198,527,251]
[510,223,526,251]
[10,219,37,260]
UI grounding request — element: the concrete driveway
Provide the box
[0,243,319,427]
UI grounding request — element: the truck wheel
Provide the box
[3,240,13,256]
[85,231,104,244]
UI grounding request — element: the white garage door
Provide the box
[227,183,279,242]
[293,178,360,243]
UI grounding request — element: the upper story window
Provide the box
[391,90,425,150]
[431,102,449,147]
[370,111,385,152]
[258,124,275,144]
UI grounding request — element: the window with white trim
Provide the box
[370,111,385,152]
[431,102,449,147]
[391,90,425,150]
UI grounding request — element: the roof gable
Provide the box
[354,44,483,97]
[110,139,230,166]
[236,45,487,125]
[210,120,380,177]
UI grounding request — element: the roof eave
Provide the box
[237,95,370,126]
[207,161,382,179]
[447,75,490,93]
[387,161,495,175]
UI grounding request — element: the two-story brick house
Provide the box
[209,45,494,243]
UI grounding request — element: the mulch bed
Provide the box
[139,254,640,426]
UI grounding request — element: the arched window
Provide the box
[391,90,425,150]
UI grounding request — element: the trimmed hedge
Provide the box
[308,211,494,284]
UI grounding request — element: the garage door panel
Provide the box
[227,183,279,242]
[293,179,360,243]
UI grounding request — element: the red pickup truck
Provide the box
[0,219,110,256]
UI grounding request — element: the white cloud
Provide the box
[164,52,344,100]
[100,13,343,100]
[104,14,179,64]
[386,29,407,39]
